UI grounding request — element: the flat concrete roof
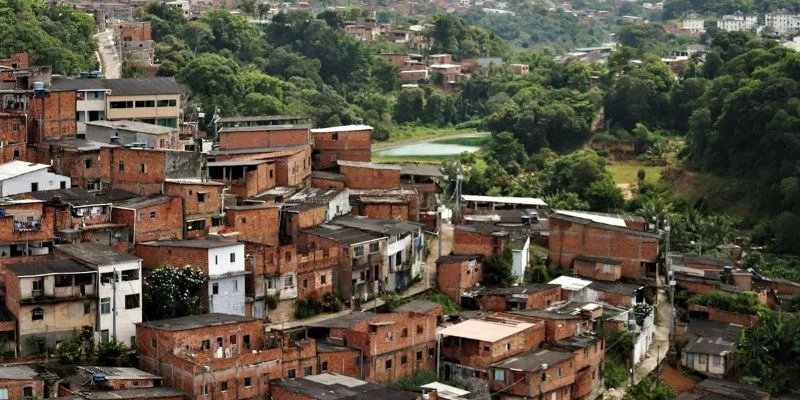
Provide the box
[438,318,536,342]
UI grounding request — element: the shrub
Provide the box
[96,340,129,366]
[322,292,343,313]
[295,295,324,319]
[604,358,628,388]
[265,294,279,310]
[26,336,46,355]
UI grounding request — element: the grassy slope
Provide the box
[607,162,665,186]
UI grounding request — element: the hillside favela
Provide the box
[1,0,800,398]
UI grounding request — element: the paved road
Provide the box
[604,284,673,399]
[372,132,489,152]
[94,28,121,79]
[278,223,454,330]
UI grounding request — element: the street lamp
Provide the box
[539,363,548,400]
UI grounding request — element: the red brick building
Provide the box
[574,255,623,281]
[0,365,45,399]
[111,195,184,243]
[549,335,605,400]
[163,180,224,238]
[436,254,482,303]
[438,314,545,380]
[311,125,373,170]
[549,212,659,280]
[338,160,400,190]
[211,145,312,187]
[109,148,204,195]
[218,124,312,149]
[310,171,347,189]
[31,139,115,191]
[349,188,420,222]
[489,349,576,400]
[476,284,562,312]
[136,314,284,399]
[453,224,509,257]
[307,301,442,383]
[222,204,280,245]
[0,113,27,163]
[207,159,277,198]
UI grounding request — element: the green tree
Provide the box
[736,312,800,395]
[143,265,207,320]
[486,132,527,167]
[96,340,129,366]
[394,88,425,123]
[122,62,149,78]
[483,247,515,286]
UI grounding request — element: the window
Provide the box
[699,354,707,364]
[137,212,143,221]
[197,192,206,203]
[212,215,224,227]
[12,149,18,159]
[243,335,251,349]
[288,369,296,378]
[353,246,364,257]
[302,279,308,289]
[220,381,228,392]
[505,343,511,351]
[212,283,219,295]
[230,253,236,262]
[101,298,111,314]
[602,264,613,273]
[110,101,133,109]
[244,377,252,387]
[0,388,7,400]
[84,303,91,314]
[322,361,328,371]
[284,275,294,288]
[416,351,423,362]
[11,122,19,131]
[267,277,277,290]
[402,328,408,337]
[151,338,157,348]
[584,348,589,359]
[23,387,33,397]
[304,366,312,376]
[201,384,208,395]
[233,280,238,292]
[140,163,147,173]
[428,348,434,358]
[355,356,361,366]
[369,242,380,253]
[101,329,109,343]
[157,99,177,107]
[386,332,393,342]
[321,274,327,284]
[332,132,339,140]
[201,340,210,350]
[417,325,423,334]
[119,160,124,171]
[483,345,490,351]
[149,211,156,220]
[124,294,140,309]
[556,368,562,377]
[130,336,136,348]
[186,219,206,231]
[494,369,506,381]
[121,269,139,281]
[401,355,408,365]
[85,159,92,168]
[135,100,155,108]
[712,355,721,366]
[30,182,38,192]
[385,359,392,369]
[31,307,43,321]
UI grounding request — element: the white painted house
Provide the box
[205,241,247,316]
[0,161,71,196]
[55,243,142,347]
[682,14,705,33]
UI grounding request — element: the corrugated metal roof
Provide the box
[438,318,535,342]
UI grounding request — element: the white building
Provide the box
[717,14,758,32]
[0,161,71,196]
[683,14,706,33]
[56,243,142,347]
[166,0,191,18]
[286,188,351,221]
[204,241,247,316]
[766,10,800,34]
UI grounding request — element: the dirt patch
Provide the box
[617,183,634,200]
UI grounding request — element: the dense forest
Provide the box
[0,0,97,74]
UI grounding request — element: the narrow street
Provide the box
[604,284,673,399]
[94,28,121,79]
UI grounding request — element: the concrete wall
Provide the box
[0,169,71,196]
[97,260,142,347]
[208,275,246,316]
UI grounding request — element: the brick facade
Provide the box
[163,181,224,238]
[549,214,659,280]
[219,125,311,149]
[223,205,279,245]
[111,196,184,243]
[312,127,372,170]
[28,90,77,142]
[436,255,482,303]
[339,162,400,190]
[453,226,508,257]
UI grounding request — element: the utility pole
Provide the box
[111,268,117,342]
